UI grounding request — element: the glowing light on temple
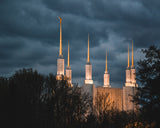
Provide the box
[66,41,72,86]
[103,50,110,87]
[132,40,134,67]
[85,33,93,84]
[128,45,130,68]
[87,34,90,63]
[56,16,64,80]
[105,50,108,73]
[57,16,63,57]
[67,41,70,68]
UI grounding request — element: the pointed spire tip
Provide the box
[132,40,134,67]
[67,41,70,68]
[87,34,90,63]
[105,50,108,72]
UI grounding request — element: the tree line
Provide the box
[0,46,160,128]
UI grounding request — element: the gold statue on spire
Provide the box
[67,41,70,68]
[128,44,130,68]
[87,33,90,63]
[57,16,62,22]
[57,16,62,57]
[105,50,108,72]
[132,40,134,67]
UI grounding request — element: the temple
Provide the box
[56,17,138,112]
[66,41,72,87]
[85,34,93,85]
[103,50,111,87]
[56,17,64,80]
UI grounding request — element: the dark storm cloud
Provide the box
[0,37,49,69]
[0,0,60,45]
[0,0,160,87]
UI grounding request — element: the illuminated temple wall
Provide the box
[103,73,110,87]
[85,64,93,84]
[57,58,64,75]
[66,68,72,84]
[56,58,64,80]
[89,86,138,112]
[95,87,123,111]
[123,86,138,111]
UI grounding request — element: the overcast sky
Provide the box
[0,0,160,88]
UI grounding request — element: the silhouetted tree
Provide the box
[9,68,45,128]
[0,77,10,127]
[94,92,141,128]
[135,46,160,127]
[0,68,92,128]
[41,75,92,128]
[0,67,147,128]
[94,92,111,123]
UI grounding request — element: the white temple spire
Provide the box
[103,50,110,87]
[85,34,93,84]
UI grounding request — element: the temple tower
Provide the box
[66,41,72,86]
[85,34,93,84]
[82,34,95,113]
[56,17,64,80]
[130,41,138,87]
[103,50,111,87]
[123,42,138,111]
[125,45,132,86]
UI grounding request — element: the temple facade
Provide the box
[56,17,138,112]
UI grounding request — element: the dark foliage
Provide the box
[0,68,91,128]
[9,68,44,128]
[0,77,10,127]
[134,46,160,127]
[0,67,153,128]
